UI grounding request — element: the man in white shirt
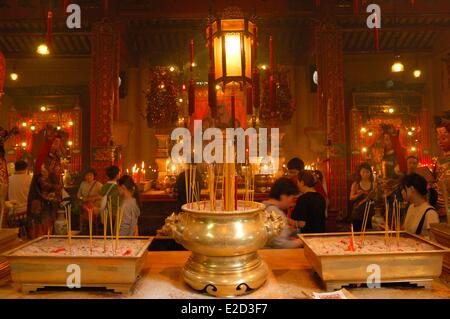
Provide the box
[402,173,439,237]
[8,160,32,218]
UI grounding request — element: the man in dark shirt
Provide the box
[288,171,326,233]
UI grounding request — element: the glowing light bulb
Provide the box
[22,122,27,127]
[37,44,50,55]
[261,65,267,70]
[21,142,27,147]
[30,125,36,131]
[10,73,18,81]
[178,98,183,103]
[413,69,421,78]
[40,106,47,112]
[68,141,73,146]
[68,121,73,126]
[408,131,413,136]
[388,108,395,114]
[169,66,175,72]
[362,147,368,153]
[368,131,373,137]
[56,126,61,130]
[215,84,221,91]
[411,146,417,152]
[360,127,367,133]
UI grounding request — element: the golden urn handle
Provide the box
[265,210,284,239]
[164,212,185,242]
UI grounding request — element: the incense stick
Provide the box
[360,201,371,246]
[108,197,113,239]
[88,208,93,255]
[103,205,107,252]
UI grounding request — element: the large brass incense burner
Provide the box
[169,200,283,297]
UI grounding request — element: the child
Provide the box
[118,175,141,236]
[100,166,120,231]
[264,177,302,249]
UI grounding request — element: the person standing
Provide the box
[349,163,376,231]
[402,173,439,238]
[27,126,65,239]
[0,126,19,227]
[288,171,326,233]
[118,175,141,236]
[100,165,121,227]
[406,156,419,176]
[7,160,32,232]
[78,169,103,234]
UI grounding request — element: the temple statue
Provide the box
[433,115,450,222]
[377,125,407,220]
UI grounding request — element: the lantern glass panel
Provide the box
[224,33,242,77]
[214,36,223,79]
[244,34,252,78]
[221,19,244,32]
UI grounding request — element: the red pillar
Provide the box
[315,22,348,216]
[90,20,121,182]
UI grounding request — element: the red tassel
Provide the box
[353,0,359,15]
[188,79,195,115]
[409,0,415,7]
[314,0,320,7]
[47,11,53,49]
[246,85,253,115]
[104,0,109,12]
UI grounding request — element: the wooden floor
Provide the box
[0,249,449,299]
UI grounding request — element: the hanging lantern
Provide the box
[206,8,255,90]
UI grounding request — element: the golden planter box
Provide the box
[2,236,152,294]
[300,231,449,291]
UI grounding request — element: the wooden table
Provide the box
[0,249,449,299]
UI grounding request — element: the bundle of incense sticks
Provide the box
[392,197,401,245]
[223,162,236,211]
[184,164,199,207]
[243,164,255,207]
[384,195,389,245]
[348,224,355,251]
[360,200,372,246]
[65,205,72,251]
[108,197,113,239]
[207,165,216,211]
[103,202,108,252]
[88,208,93,254]
[115,203,123,255]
